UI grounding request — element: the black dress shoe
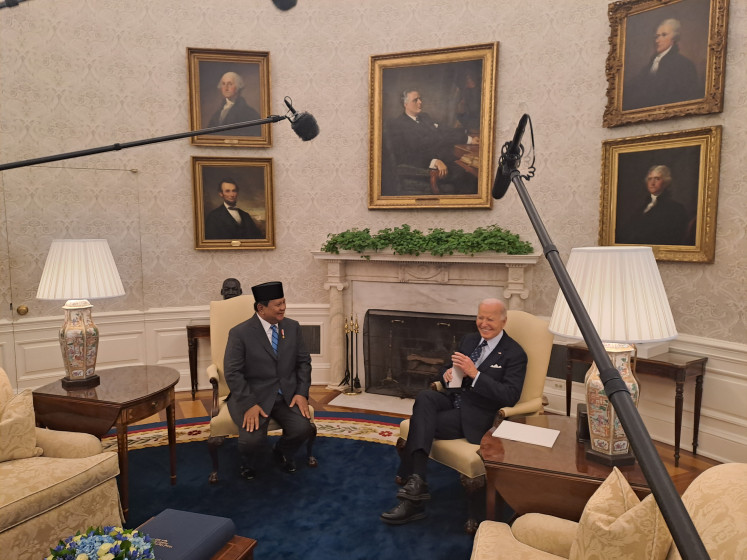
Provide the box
[396,474,431,502]
[239,466,256,480]
[273,445,297,474]
[380,499,426,525]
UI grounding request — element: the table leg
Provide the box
[116,421,129,520]
[674,379,684,468]
[565,361,573,416]
[167,395,177,485]
[187,334,198,400]
[693,374,703,456]
[485,473,497,521]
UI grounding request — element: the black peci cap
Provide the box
[251,281,284,302]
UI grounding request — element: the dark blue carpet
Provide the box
[124,432,480,560]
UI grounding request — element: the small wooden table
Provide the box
[480,415,650,522]
[187,323,211,400]
[565,343,707,466]
[32,365,180,519]
[212,536,257,560]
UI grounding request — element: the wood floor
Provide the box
[151,386,719,495]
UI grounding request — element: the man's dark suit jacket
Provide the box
[207,95,261,136]
[386,112,468,169]
[441,331,527,443]
[204,205,263,240]
[624,45,702,110]
[223,315,312,427]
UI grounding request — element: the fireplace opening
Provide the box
[363,309,477,399]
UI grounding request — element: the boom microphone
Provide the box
[284,97,319,141]
[492,113,529,199]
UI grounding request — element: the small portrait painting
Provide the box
[193,157,275,250]
[188,48,271,147]
[603,0,728,126]
[599,127,721,263]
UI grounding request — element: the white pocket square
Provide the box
[490,364,502,369]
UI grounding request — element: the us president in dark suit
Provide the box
[381,298,527,525]
[207,71,261,136]
[204,178,263,240]
[224,281,314,479]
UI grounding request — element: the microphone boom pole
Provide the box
[0,115,288,172]
[498,118,709,559]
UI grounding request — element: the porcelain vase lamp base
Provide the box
[59,299,101,390]
[584,343,639,467]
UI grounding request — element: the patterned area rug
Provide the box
[101,412,402,452]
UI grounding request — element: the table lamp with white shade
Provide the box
[548,246,677,466]
[36,239,125,389]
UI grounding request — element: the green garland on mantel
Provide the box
[321,224,534,257]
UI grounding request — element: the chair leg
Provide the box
[306,422,319,467]
[208,435,224,484]
[460,473,486,535]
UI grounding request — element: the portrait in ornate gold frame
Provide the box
[188,48,272,147]
[603,0,729,127]
[193,156,275,250]
[368,43,498,209]
[599,126,721,263]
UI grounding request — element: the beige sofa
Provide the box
[471,462,747,560]
[0,368,123,560]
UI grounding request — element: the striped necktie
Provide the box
[270,324,279,354]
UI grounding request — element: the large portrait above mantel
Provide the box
[603,0,729,127]
[368,43,498,209]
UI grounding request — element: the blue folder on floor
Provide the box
[138,508,235,560]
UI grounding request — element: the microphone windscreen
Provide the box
[272,0,297,10]
[291,112,319,141]
[492,166,512,199]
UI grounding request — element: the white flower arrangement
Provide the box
[45,526,154,560]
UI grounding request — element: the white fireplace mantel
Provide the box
[312,250,541,384]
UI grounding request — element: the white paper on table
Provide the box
[492,421,560,448]
[447,365,464,388]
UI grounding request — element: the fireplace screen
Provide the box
[364,309,476,399]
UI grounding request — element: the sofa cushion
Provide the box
[569,467,672,560]
[0,390,43,463]
[0,452,119,532]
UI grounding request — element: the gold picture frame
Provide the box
[193,156,275,250]
[187,48,272,147]
[599,126,721,263]
[603,0,729,127]
[369,43,498,209]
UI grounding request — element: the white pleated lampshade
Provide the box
[36,239,126,301]
[548,246,677,344]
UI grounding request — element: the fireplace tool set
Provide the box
[340,314,361,395]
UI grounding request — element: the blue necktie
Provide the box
[270,324,279,354]
[454,340,488,409]
[470,339,488,365]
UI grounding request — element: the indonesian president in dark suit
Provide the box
[224,281,313,479]
[381,298,527,525]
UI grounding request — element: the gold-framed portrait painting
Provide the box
[599,126,721,263]
[369,43,498,209]
[603,0,729,127]
[193,156,275,250]
[187,48,272,147]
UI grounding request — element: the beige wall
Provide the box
[0,0,745,345]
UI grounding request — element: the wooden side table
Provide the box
[211,536,257,560]
[565,343,707,467]
[480,415,650,522]
[32,365,180,519]
[187,323,211,400]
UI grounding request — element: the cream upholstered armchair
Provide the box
[471,462,747,560]
[206,295,317,483]
[397,310,554,533]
